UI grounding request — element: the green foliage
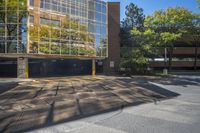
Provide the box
[120,28,160,74]
[142,7,197,50]
[120,3,148,74]
[120,47,148,74]
[120,6,198,74]
[120,3,145,47]
[122,3,145,30]
[145,7,195,34]
[160,32,182,46]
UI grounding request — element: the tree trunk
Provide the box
[169,47,173,71]
[164,47,167,69]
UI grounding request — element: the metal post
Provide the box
[163,47,168,75]
[164,47,167,67]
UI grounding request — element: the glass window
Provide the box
[96,24,101,34]
[61,5,67,13]
[102,14,106,23]
[101,24,106,36]
[39,42,50,54]
[19,0,27,10]
[40,0,45,8]
[40,18,60,26]
[51,43,60,54]
[95,35,101,47]
[0,24,5,36]
[88,20,95,33]
[29,41,39,53]
[71,8,75,15]
[7,24,18,37]
[102,4,106,14]
[89,1,94,10]
[40,0,51,10]
[19,12,28,24]
[29,15,34,23]
[95,12,101,22]
[7,41,17,53]
[95,2,101,12]
[7,13,18,23]
[0,41,5,53]
[29,0,34,6]
[0,11,5,23]
[52,0,59,12]
[0,3,5,10]
[40,17,50,25]
[18,41,26,53]
[89,11,95,20]
[61,41,70,55]
[101,47,107,57]
[27,0,108,57]
[0,0,28,54]
[51,20,60,26]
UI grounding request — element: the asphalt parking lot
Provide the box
[30,75,200,133]
[0,75,180,133]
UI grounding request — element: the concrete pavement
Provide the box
[29,75,200,133]
[0,75,179,133]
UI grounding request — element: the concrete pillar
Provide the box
[92,59,96,76]
[17,57,29,78]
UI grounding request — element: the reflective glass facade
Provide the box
[0,0,28,53]
[0,0,108,57]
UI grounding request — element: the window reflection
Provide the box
[29,0,34,6]
[0,0,27,53]
[96,12,101,22]
[29,16,34,23]
[96,3,101,12]
[0,0,107,57]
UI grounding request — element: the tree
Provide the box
[144,7,196,70]
[120,3,145,47]
[180,12,200,70]
[122,3,145,30]
[120,27,161,74]
[120,47,148,74]
[120,3,148,74]
[121,7,197,74]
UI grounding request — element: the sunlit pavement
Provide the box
[0,75,200,133]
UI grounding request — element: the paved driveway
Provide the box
[0,76,179,133]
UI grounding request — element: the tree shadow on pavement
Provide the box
[0,82,18,95]
[0,76,180,133]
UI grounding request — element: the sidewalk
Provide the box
[0,78,34,83]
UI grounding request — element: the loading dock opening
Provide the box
[0,58,17,78]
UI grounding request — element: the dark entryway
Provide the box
[0,58,17,77]
[29,59,93,77]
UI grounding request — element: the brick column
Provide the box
[17,57,29,78]
[103,2,120,74]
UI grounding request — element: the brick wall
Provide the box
[103,2,120,74]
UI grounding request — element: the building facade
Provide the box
[0,0,120,78]
[149,45,200,71]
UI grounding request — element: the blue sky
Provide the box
[108,0,200,21]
